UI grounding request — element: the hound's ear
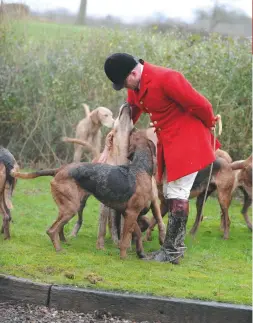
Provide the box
[127,142,135,161]
[127,152,134,161]
[0,164,6,186]
[105,131,114,150]
[130,127,138,135]
[90,109,100,124]
[148,140,157,176]
[148,140,156,157]
[97,132,114,164]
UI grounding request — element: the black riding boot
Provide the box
[150,199,189,264]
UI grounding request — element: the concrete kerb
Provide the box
[0,274,252,323]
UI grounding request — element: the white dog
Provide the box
[71,104,114,162]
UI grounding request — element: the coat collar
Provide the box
[136,62,153,100]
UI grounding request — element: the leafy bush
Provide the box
[0,21,251,165]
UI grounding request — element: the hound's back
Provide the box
[0,147,17,182]
[0,147,16,167]
[69,163,136,203]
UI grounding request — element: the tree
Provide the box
[76,0,87,25]
[194,0,251,32]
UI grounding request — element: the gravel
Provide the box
[0,302,152,323]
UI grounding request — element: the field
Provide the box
[0,20,251,164]
[0,175,251,305]
[0,20,252,305]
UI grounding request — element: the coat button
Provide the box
[154,121,157,125]
[140,101,143,104]
[149,113,152,116]
[150,122,154,127]
[158,128,161,131]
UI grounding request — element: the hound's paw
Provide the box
[120,251,127,259]
[96,241,105,250]
[55,247,63,253]
[137,251,146,259]
[142,236,148,243]
[159,230,166,245]
[189,228,197,236]
[145,230,153,242]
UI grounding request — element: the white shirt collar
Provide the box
[138,64,144,89]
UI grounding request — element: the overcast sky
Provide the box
[6,0,252,22]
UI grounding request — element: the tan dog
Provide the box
[231,155,252,230]
[63,102,136,247]
[144,131,252,240]
[143,127,237,240]
[232,155,252,198]
[11,130,165,259]
[0,147,19,239]
[63,104,162,249]
[73,104,114,162]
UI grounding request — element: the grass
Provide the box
[1,20,251,165]
[0,175,251,305]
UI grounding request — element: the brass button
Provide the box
[154,121,157,125]
[140,101,143,104]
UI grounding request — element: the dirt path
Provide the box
[0,302,151,323]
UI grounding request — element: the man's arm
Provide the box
[162,70,217,128]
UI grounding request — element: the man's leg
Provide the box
[151,171,198,264]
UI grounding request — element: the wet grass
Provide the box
[0,175,251,305]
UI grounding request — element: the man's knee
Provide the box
[163,171,198,200]
[164,185,190,200]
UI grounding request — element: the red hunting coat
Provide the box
[127,61,221,183]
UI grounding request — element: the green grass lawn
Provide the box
[0,175,251,305]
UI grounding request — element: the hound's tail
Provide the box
[62,137,92,148]
[10,168,59,179]
[231,160,245,171]
[231,155,252,171]
[82,103,90,117]
[62,137,98,159]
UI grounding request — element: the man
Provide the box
[104,53,220,264]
